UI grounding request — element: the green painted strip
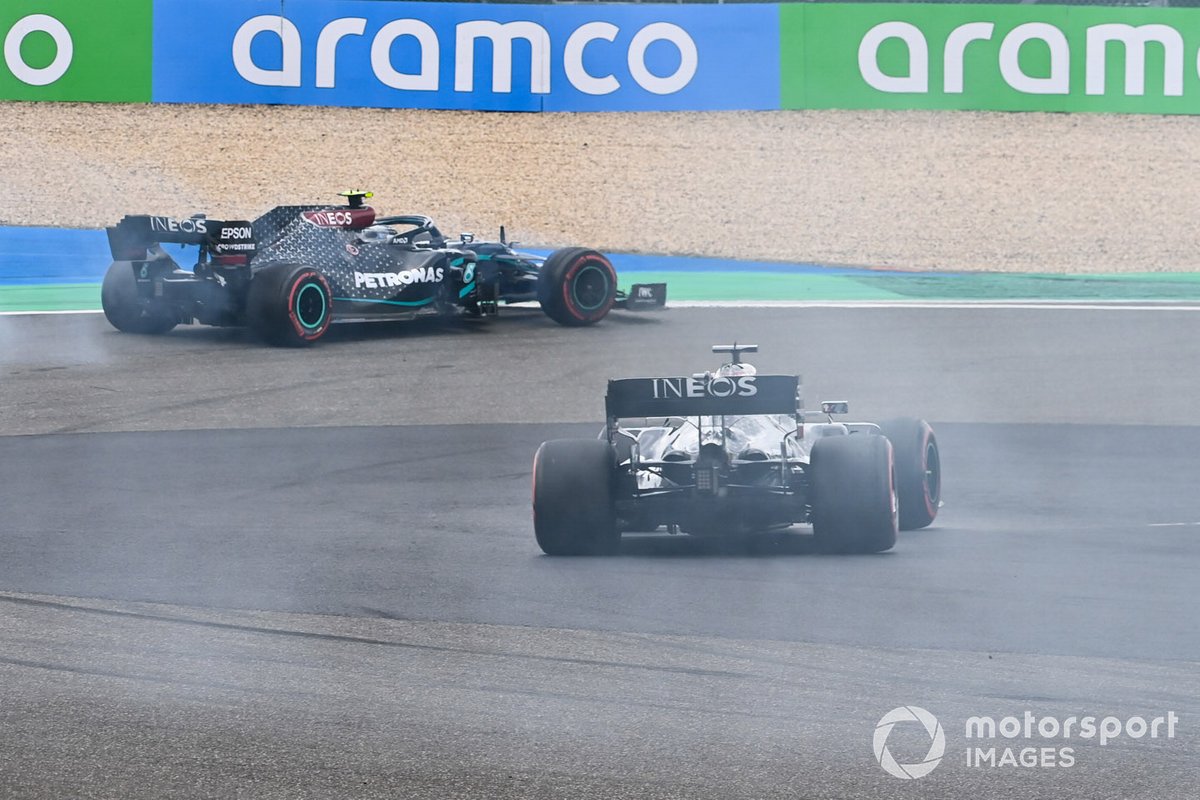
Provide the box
[0,284,101,313]
[628,272,908,301]
[638,271,1200,302]
[856,273,1200,301]
[1075,272,1200,284]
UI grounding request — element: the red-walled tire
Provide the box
[879,418,940,530]
[811,434,898,554]
[247,264,332,347]
[537,247,617,327]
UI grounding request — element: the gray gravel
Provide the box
[2,103,1199,273]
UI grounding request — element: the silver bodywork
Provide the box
[621,416,861,490]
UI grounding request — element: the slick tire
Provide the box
[100,261,177,335]
[537,248,617,327]
[879,418,940,530]
[247,263,332,347]
[533,439,620,556]
[810,434,898,554]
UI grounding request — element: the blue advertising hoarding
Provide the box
[152,0,779,111]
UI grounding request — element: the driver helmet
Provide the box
[357,225,395,244]
[715,362,757,378]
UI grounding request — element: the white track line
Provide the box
[667,301,1200,311]
[4,301,1200,317]
[0,309,103,316]
[0,309,102,316]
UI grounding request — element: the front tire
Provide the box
[533,439,619,556]
[879,418,940,530]
[537,247,617,326]
[246,263,332,347]
[100,261,177,335]
[810,434,898,554]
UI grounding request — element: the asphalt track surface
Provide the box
[0,308,1198,799]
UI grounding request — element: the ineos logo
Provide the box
[302,210,355,227]
[650,376,757,400]
[149,216,208,234]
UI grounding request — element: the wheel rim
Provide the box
[924,440,941,506]
[571,264,610,311]
[295,282,327,330]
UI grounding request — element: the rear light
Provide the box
[695,466,718,494]
[214,254,248,267]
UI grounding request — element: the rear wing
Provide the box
[106,215,255,262]
[606,375,801,419]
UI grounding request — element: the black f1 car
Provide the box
[532,344,941,555]
[101,191,666,346]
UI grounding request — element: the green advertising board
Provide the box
[0,0,151,102]
[782,4,1200,114]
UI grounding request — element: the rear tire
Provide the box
[810,434,898,554]
[533,439,619,556]
[537,248,617,326]
[879,418,940,530]
[100,261,177,335]
[246,263,332,347]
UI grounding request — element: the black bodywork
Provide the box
[103,197,665,341]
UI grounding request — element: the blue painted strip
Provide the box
[0,227,200,285]
[0,225,956,288]
[334,296,437,308]
[0,227,111,285]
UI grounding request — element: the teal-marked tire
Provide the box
[247,263,332,347]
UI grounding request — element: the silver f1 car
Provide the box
[532,344,941,555]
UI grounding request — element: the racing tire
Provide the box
[879,418,940,530]
[810,434,898,554]
[246,263,333,347]
[537,247,617,327]
[533,439,619,556]
[100,261,177,335]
